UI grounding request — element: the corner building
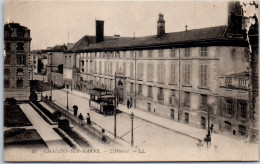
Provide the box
[4,23,31,101]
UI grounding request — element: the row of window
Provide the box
[5,29,25,38]
[225,99,247,118]
[83,61,208,87]
[224,122,247,136]
[4,78,24,88]
[80,47,208,59]
[5,42,25,51]
[4,68,24,76]
[4,54,26,65]
[91,75,248,119]
[225,77,247,87]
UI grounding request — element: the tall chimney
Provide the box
[96,20,104,43]
[227,1,243,34]
[157,13,165,36]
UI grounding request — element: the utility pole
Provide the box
[178,47,181,122]
[114,71,117,139]
[71,80,72,92]
[134,50,137,108]
[130,112,135,147]
[50,80,52,101]
[204,104,211,148]
[66,90,69,110]
[40,83,43,101]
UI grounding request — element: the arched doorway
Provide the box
[117,80,124,104]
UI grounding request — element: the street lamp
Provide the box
[50,80,52,101]
[66,89,69,111]
[40,82,43,101]
[113,71,128,139]
[204,104,211,148]
[130,112,135,147]
[114,72,117,139]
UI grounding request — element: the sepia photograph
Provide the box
[3,0,259,162]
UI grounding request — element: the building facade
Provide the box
[46,44,69,86]
[63,2,258,142]
[4,23,31,101]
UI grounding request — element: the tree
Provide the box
[29,90,38,101]
[53,111,62,122]
[6,97,17,106]
[58,64,63,74]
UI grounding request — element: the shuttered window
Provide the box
[147,63,154,82]
[123,62,126,76]
[109,61,113,75]
[169,63,176,84]
[200,65,207,87]
[99,61,102,74]
[137,63,143,80]
[184,64,191,84]
[157,63,165,83]
[130,63,134,78]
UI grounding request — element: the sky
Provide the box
[4,0,229,50]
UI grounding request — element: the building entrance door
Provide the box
[185,113,189,123]
[201,117,206,129]
[171,109,174,119]
[148,103,151,112]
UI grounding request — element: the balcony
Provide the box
[220,72,249,90]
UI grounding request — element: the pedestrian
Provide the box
[74,107,78,116]
[127,99,130,109]
[78,113,83,125]
[87,113,91,125]
[101,129,107,142]
[210,124,214,134]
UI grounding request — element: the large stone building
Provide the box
[63,20,130,90]
[64,2,258,142]
[4,23,31,101]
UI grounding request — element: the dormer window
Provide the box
[5,30,12,37]
[17,29,24,38]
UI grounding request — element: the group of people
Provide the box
[78,113,92,125]
[73,107,92,126]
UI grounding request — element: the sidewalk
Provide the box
[20,104,71,149]
[118,104,204,141]
[62,89,90,99]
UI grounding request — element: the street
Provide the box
[45,89,258,160]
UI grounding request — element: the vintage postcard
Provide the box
[3,0,259,162]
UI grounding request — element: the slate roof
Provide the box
[49,44,68,52]
[66,35,127,52]
[77,26,247,52]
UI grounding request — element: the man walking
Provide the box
[87,113,92,125]
[127,99,130,109]
[78,113,83,125]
